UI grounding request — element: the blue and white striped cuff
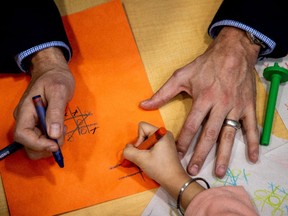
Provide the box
[15,41,71,72]
[209,20,276,56]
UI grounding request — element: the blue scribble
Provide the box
[213,168,250,186]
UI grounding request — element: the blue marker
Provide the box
[0,142,23,160]
[32,95,64,168]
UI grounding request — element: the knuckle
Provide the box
[222,130,235,142]
[27,153,40,160]
[203,128,218,143]
[48,75,74,95]
[13,107,19,120]
[216,156,228,164]
[177,143,188,153]
[27,151,48,160]
[176,139,190,154]
[183,123,198,135]
[48,107,62,117]
[51,81,68,92]
[152,92,167,104]
[13,129,23,142]
[191,155,204,166]
[172,68,184,78]
[220,95,231,107]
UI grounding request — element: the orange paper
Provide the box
[0,1,164,215]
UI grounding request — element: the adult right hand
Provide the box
[13,47,75,160]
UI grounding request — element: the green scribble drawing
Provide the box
[213,168,250,186]
[254,182,288,216]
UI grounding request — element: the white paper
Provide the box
[142,132,288,216]
[255,55,288,129]
[142,56,288,216]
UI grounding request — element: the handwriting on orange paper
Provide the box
[118,169,145,181]
[65,106,98,142]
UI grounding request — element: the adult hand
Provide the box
[13,47,75,160]
[140,27,260,178]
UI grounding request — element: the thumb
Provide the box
[140,78,181,110]
[45,96,67,139]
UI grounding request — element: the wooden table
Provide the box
[1,0,287,215]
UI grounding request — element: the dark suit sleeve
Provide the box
[208,0,288,58]
[0,0,71,73]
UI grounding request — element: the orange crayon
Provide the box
[121,127,167,168]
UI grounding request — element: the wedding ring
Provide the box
[223,119,241,130]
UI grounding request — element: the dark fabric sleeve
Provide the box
[208,0,288,58]
[0,0,72,73]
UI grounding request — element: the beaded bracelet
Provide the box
[177,177,210,216]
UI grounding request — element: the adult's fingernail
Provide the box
[50,123,61,137]
[189,164,199,175]
[216,165,226,177]
[251,151,259,163]
[140,100,148,106]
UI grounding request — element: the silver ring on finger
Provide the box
[223,119,241,130]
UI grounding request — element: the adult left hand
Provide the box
[140,27,260,178]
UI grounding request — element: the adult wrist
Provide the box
[245,31,266,49]
[16,41,71,72]
[217,26,261,59]
[29,47,69,77]
[209,20,275,56]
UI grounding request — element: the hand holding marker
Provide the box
[0,95,64,168]
[32,95,64,168]
[111,127,167,169]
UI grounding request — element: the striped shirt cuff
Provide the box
[15,41,71,72]
[209,20,276,56]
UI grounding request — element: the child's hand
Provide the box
[123,121,188,187]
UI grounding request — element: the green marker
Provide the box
[260,62,288,146]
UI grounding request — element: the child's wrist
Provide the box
[177,177,210,215]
